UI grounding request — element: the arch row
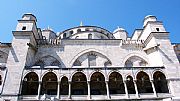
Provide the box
[21,69,169,96]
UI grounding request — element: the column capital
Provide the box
[123,80,127,83]
[133,80,137,83]
[150,79,154,82]
[105,81,109,83]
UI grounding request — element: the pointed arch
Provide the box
[70,48,112,67]
[123,53,149,67]
[72,50,112,67]
[124,56,148,67]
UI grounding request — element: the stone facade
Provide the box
[0,13,180,101]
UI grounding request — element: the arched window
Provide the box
[72,72,87,95]
[126,76,136,94]
[88,34,92,39]
[153,71,169,93]
[109,72,125,94]
[85,28,89,31]
[41,72,58,95]
[75,36,79,39]
[63,33,67,39]
[60,76,69,95]
[77,29,81,33]
[21,72,39,95]
[70,30,73,34]
[90,72,106,95]
[88,53,96,66]
[136,71,153,93]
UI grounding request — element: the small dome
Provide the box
[113,26,125,33]
[22,13,37,22]
[144,15,155,19]
[143,15,157,27]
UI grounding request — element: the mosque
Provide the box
[0,13,180,101]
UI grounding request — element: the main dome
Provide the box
[58,26,114,39]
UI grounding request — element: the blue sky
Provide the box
[0,0,180,43]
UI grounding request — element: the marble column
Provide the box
[123,81,129,98]
[57,81,60,99]
[37,81,42,99]
[87,81,91,99]
[68,81,71,99]
[150,80,157,97]
[105,81,110,99]
[133,80,139,98]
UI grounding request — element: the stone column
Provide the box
[133,80,139,98]
[150,80,157,97]
[105,81,110,99]
[37,81,42,99]
[57,81,60,99]
[123,81,129,98]
[68,81,71,99]
[87,81,91,99]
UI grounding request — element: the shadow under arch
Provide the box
[60,76,69,95]
[40,72,58,95]
[126,75,136,94]
[153,71,169,93]
[21,72,39,95]
[136,71,153,93]
[108,71,125,94]
[90,72,106,95]
[71,72,88,95]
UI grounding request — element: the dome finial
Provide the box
[80,21,83,26]
[47,25,50,30]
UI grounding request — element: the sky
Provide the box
[0,0,180,43]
